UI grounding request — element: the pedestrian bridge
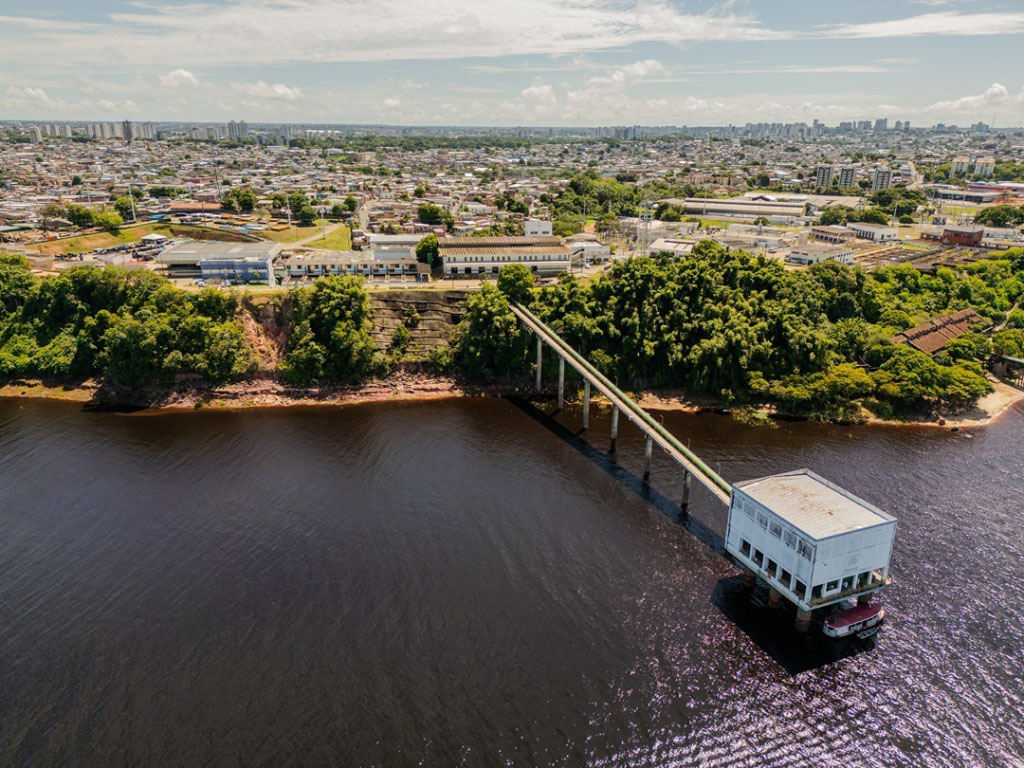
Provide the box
[510,302,732,508]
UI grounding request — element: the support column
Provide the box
[609,406,619,453]
[582,381,591,430]
[681,471,692,512]
[795,609,812,633]
[535,336,543,391]
[768,588,782,608]
[742,569,756,589]
[557,357,565,411]
[643,436,653,480]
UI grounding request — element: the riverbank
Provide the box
[2,374,1021,427]
[633,378,1024,429]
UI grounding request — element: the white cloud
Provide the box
[924,82,1024,113]
[2,86,67,110]
[158,68,199,88]
[98,98,139,114]
[382,96,402,109]
[825,11,1024,38]
[519,79,558,115]
[230,80,304,101]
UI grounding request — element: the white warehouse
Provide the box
[725,469,895,629]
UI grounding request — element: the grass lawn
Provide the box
[24,222,255,256]
[24,222,175,256]
[261,225,320,243]
[302,224,352,251]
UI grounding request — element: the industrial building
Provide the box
[280,251,427,282]
[157,241,282,284]
[787,244,855,265]
[811,225,856,244]
[725,469,896,629]
[847,222,898,242]
[941,225,984,247]
[439,235,573,277]
[679,197,806,221]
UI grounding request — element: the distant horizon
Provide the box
[5,118,1021,132]
[2,3,1022,127]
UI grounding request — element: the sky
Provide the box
[1,0,1024,127]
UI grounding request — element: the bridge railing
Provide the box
[511,301,733,504]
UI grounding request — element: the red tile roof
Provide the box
[892,308,982,354]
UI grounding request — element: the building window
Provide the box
[797,539,813,560]
[779,569,792,589]
[826,580,839,593]
[841,576,854,591]
[784,530,797,548]
[812,584,822,599]
[740,539,751,557]
[752,549,764,567]
[757,513,768,531]
[794,580,807,599]
[769,522,782,539]
[766,559,777,578]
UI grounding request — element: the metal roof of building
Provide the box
[441,236,564,248]
[439,245,571,257]
[734,469,894,540]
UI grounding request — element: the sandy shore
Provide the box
[3,375,1021,428]
[633,378,1024,430]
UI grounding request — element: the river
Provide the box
[1,397,1021,766]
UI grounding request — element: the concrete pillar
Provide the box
[681,471,692,512]
[795,609,812,633]
[609,405,619,453]
[742,569,755,589]
[768,588,782,608]
[535,336,543,391]
[582,381,591,430]
[557,357,565,411]
[643,436,653,480]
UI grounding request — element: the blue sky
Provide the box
[2,0,1023,126]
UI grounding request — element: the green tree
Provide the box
[40,202,64,231]
[496,264,535,305]
[93,210,123,234]
[415,234,439,267]
[65,204,95,228]
[113,196,136,220]
[455,282,530,380]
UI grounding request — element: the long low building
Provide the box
[677,197,807,220]
[439,235,573,277]
[787,244,855,265]
[280,251,428,282]
[157,240,283,284]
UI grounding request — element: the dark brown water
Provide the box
[1,396,1021,766]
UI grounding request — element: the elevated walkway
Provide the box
[511,302,732,507]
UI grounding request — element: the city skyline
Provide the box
[1,1,1024,126]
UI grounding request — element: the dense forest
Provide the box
[457,244,1024,420]
[0,256,252,388]
[2,245,1023,420]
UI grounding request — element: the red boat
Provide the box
[823,603,885,639]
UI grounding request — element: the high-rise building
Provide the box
[871,168,893,192]
[874,118,888,132]
[28,126,43,143]
[838,166,856,189]
[856,120,872,132]
[950,156,971,175]
[815,164,835,188]
[122,120,134,143]
[974,158,995,178]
